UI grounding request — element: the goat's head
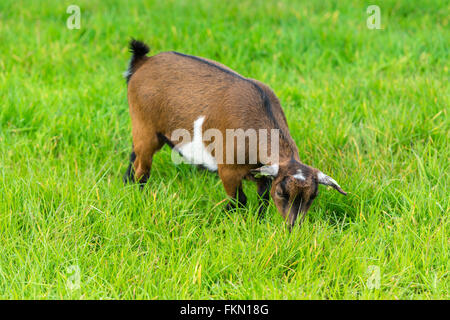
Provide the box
[251,160,347,227]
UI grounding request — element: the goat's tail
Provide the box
[125,39,150,83]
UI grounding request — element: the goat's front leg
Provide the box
[219,166,247,210]
[256,177,271,218]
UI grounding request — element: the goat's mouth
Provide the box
[280,196,302,227]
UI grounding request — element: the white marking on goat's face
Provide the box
[293,169,305,181]
[177,116,218,171]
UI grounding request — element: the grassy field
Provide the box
[0,0,448,299]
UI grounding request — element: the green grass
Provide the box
[0,0,448,299]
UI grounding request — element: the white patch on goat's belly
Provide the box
[177,116,218,171]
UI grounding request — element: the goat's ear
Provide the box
[251,164,279,179]
[317,171,347,195]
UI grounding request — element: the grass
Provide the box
[0,0,448,299]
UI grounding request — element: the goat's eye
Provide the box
[276,190,286,199]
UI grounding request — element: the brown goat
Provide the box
[124,40,347,228]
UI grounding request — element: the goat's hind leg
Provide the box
[134,133,163,187]
[123,147,137,184]
[125,121,164,187]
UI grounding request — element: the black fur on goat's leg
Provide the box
[225,186,247,211]
[257,177,272,219]
[123,149,136,184]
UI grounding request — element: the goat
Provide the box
[123,39,347,228]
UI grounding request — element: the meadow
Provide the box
[0,0,448,299]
